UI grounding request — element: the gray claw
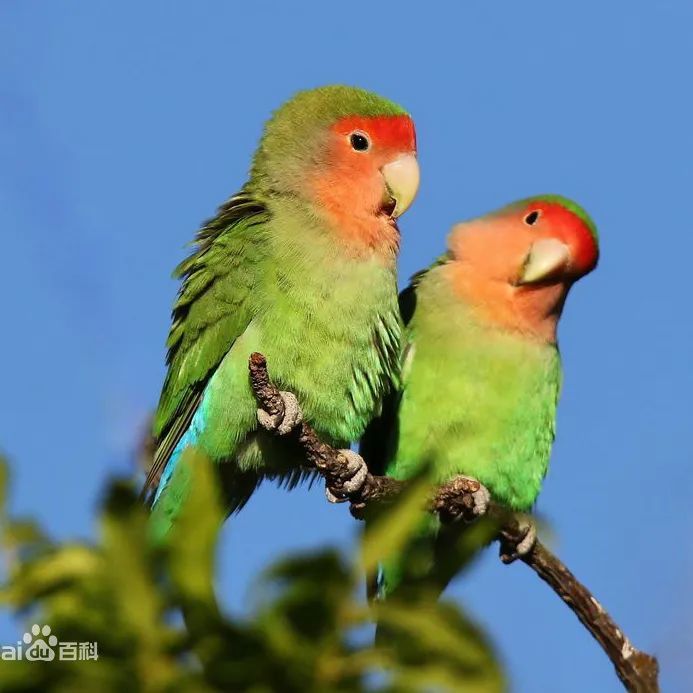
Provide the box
[515,518,537,556]
[325,449,368,502]
[257,408,279,431]
[276,391,302,435]
[461,475,491,517]
[437,475,491,524]
[339,450,368,493]
[257,391,303,435]
[500,514,537,564]
[325,486,346,504]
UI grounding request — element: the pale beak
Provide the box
[517,238,572,285]
[381,153,420,218]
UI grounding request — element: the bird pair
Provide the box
[141,85,598,602]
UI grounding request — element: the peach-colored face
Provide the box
[308,114,417,253]
[449,200,598,286]
[446,200,598,342]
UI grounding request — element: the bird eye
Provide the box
[524,210,541,226]
[349,131,371,152]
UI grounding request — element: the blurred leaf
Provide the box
[166,448,224,606]
[1,545,100,607]
[376,598,506,693]
[0,453,505,692]
[100,480,179,691]
[0,455,8,517]
[360,474,434,576]
[2,517,48,549]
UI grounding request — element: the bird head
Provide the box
[445,195,599,342]
[250,85,419,253]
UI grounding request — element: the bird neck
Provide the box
[268,195,399,266]
[441,261,568,344]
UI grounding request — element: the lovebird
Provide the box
[142,86,420,540]
[362,195,599,598]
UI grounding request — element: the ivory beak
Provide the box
[381,153,420,218]
[518,238,571,285]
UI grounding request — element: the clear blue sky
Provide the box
[1,2,691,690]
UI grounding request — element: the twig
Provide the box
[248,353,659,693]
[491,511,659,692]
[248,352,404,505]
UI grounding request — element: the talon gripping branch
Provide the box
[141,86,419,541]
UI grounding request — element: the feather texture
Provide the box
[144,86,415,540]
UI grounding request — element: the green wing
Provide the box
[142,192,270,501]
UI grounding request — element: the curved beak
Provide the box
[517,238,571,285]
[381,153,420,218]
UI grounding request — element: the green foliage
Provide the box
[0,454,505,692]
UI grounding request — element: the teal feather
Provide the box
[144,86,410,541]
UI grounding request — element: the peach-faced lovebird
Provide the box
[142,86,419,540]
[363,195,599,597]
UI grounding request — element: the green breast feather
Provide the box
[145,192,402,505]
[363,263,561,512]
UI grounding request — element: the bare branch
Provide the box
[491,511,659,692]
[249,352,404,505]
[248,353,659,692]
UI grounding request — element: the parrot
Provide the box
[142,85,420,541]
[361,195,599,599]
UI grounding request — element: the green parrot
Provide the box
[362,195,599,598]
[142,85,420,541]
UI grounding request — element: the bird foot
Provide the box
[435,475,491,524]
[461,475,491,518]
[257,391,303,436]
[325,449,369,504]
[499,514,537,564]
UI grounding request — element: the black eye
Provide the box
[349,132,370,151]
[524,210,540,226]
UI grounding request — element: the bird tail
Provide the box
[367,513,444,650]
[370,514,496,648]
[147,465,193,547]
[145,447,258,547]
[370,512,442,600]
[369,527,442,654]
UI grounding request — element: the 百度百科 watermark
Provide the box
[1,624,98,662]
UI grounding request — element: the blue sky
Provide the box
[1,2,691,690]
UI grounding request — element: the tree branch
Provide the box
[249,352,405,504]
[248,353,659,693]
[489,511,659,692]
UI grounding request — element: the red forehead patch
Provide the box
[523,201,599,275]
[331,114,416,153]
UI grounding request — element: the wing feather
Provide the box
[141,191,270,503]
